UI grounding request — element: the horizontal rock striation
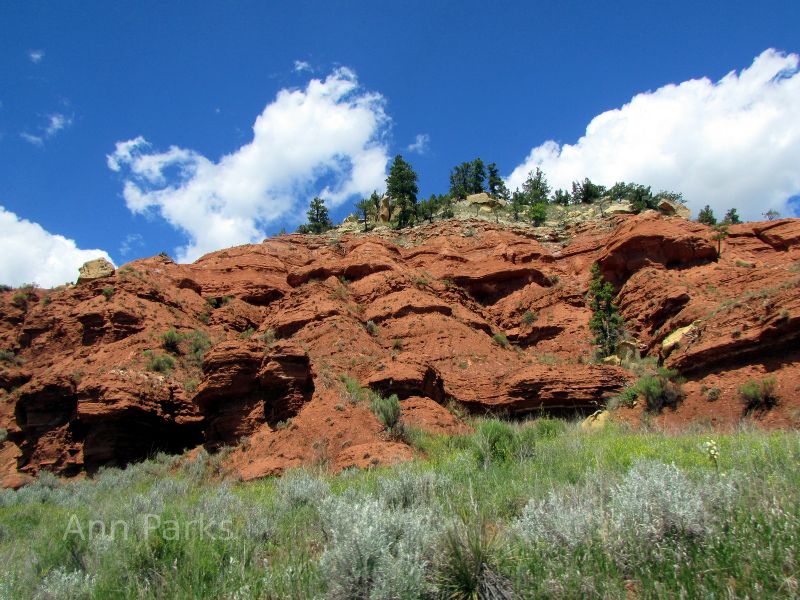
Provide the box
[1,212,799,482]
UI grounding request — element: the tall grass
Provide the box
[0,420,798,598]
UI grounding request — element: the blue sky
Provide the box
[1,0,799,285]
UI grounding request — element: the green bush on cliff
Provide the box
[160,329,183,354]
[638,368,684,413]
[370,392,401,429]
[144,350,175,374]
[739,377,778,412]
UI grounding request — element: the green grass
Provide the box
[1,422,799,598]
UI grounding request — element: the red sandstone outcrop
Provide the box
[1,212,799,484]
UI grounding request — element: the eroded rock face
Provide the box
[597,213,717,285]
[195,339,314,446]
[1,212,799,484]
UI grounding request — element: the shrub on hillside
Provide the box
[638,368,684,413]
[33,568,95,600]
[532,417,566,439]
[473,420,517,467]
[10,292,30,310]
[365,320,379,336]
[492,332,509,348]
[739,377,777,412]
[376,467,443,509]
[0,349,21,365]
[340,374,366,404]
[436,513,511,600]
[609,459,708,547]
[276,469,331,509]
[370,393,401,430]
[319,495,439,599]
[161,329,182,354]
[609,386,639,409]
[185,329,211,368]
[588,263,624,358]
[0,428,6,444]
[144,351,174,374]
[514,486,602,549]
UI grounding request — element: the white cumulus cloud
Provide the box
[293,60,312,73]
[28,49,44,63]
[108,67,390,262]
[506,49,800,220]
[407,133,430,154]
[0,206,113,288]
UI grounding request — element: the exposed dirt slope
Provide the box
[1,212,798,485]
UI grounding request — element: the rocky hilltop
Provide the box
[1,211,799,487]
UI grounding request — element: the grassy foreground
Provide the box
[1,419,798,599]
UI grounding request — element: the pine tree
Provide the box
[711,223,729,258]
[306,197,333,234]
[439,194,455,219]
[763,209,781,221]
[571,178,604,204]
[386,154,418,229]
[417,195,439,223]
[629,184,655,213]
[697,205,717,225]
[468,158,487,194]
[355,198,372,232]
[521,168,550,204]
[655,190,684,204]
[588,263,624,358]
[448,163,471,200]
[509,190,526,221]
[552,189,571,206]
[722,208,741,224]
[487,162,507,199]
[369,190,382,216]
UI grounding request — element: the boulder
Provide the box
[77,258,115,283]
[661,321,699,356]
[657,198,691,220]
[580,410,610,431]
[378,195,392,223]
[615,340,639,362]
[606,202,635,215]
[466,192,503,209]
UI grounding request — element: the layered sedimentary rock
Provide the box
[1,213,799,483]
